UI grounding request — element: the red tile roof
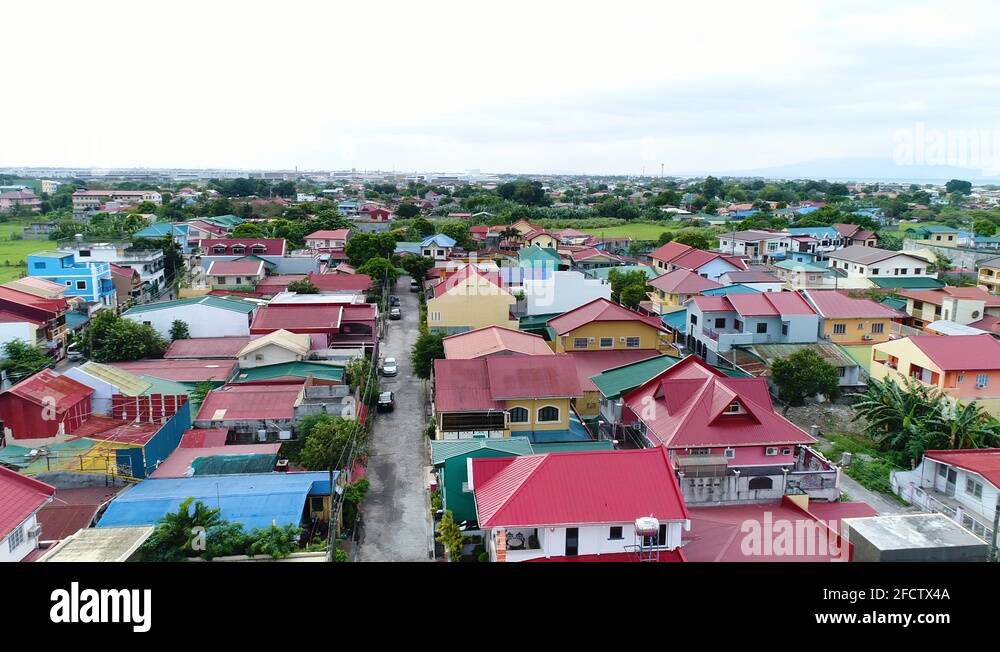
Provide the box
[433,355,583,412]
[924,449,1000,488]
[648,269,723,294]
[250,305,343,334]
[164,337,251,359]
[472,448,689,528]
[6,369,92,412]
[109,359,237,382]
[206,260,265,276]
[196,384,303,421]
[804,290,903,319]
[306,272,373,293]
[199,238,286,256]
[622,355,815,449]
[305,229,350,240]
[547,298,665,335]
[649,241,693,264]
[0,466,54,539]
[179,428,230,447]
[907,334,1000,371]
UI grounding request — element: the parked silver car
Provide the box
[381,357,398,377]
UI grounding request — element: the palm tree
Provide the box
[140,497,223,561]
[923,399,1000,450]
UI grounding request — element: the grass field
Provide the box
[0,222,52,283]
[578,221,699,240]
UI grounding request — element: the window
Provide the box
[436,249,445,256]
[734,319,743,331]
[938,463,947,478]
[756,323,768,334]
[32,262,45,270]
[723,448,736,459]
[64,281,71,286]
[913,268,922,274]
[748,477,773,491]
[690,314,698,325]
[538,406,560,423]
[899,269,908,275]
[608,526,623,540]
[871,322,884,334]
[573,337,589,348]
[726,401,742,413]
[255,354,264,361]
[78,250,91,257]
[871,268,879,275]
[600,337,613,348]
[8,524,24,552]
[781,323,788,336]
[509,407,529,423]
[429,311,440,321]
[625,337,640,348]
[714,317,726,328]
[142,321,151,326]
[833,323,846,334]
[690,448,710,455]
[231,246,245,255]
[977,374,989,389]
[958,373,965,384]
[423,249,432,256]
[310,496,325,512]
[781,447,792,455]
[966,478,984,499]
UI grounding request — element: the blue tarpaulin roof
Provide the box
[96,472,335,531]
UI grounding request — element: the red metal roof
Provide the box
[924,449,1000,488]
[307,273,373,293]
[35,486,124,542]
[199,238,286,256]
[0,309,42,325]
[897,286,1000,308]
[523,550,684,562]
[250,304,343,334]
[647,269,722,294]
[109,359,237,382]
[908,334,1000,371]
[164,336,251,359]
[547,298,664,335]
[442,325,554,359]
[622,355,815,448]
[670,248,747,273]
[472,448,689,528]
[649,241,693,263]
[6,369,93,412]
[690,295,734,312]
[433,355,583,412]
[0,466,55,539]
[180,428,230,447]
[567,350,660,392]
[696,292,815,317]
[69,415,160,445]
[305,229,350,240]
[804,290,903,319]
[0,286,68,315]
[969,315,1000,335]
[196,384,302,421]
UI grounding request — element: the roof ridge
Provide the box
[483,454,551,525]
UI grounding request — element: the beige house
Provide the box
[237,329,311,369]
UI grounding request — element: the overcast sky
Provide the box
[3,0,999,175]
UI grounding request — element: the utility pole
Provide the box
[991,494,1000,561]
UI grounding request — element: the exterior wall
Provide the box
[489,521,685,562]
[440,449,519,523]
[199,255,320,275]
[27,255,116,307]
[690,309,819,355]
[576,390,601,419]
[63,367,118,414]
[689,258,742,282]
[426,279,517,333]
[506,397,572,433]
[522,271,611,316]
[895,458,1000,526]
[124,305,252,339]
[238,344,305,369]
[0,392,92,440]
[0,321,36,350]
[978,265,1000,293]
[553,321,668,353]
[527,234,558,248]
[822,317,893,344]
[829,253,932,279]
[0,512,42,563]
[209,273,263,288]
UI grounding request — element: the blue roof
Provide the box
[795,206,820,215]
[732,209,758,218]
[661,309,687,331]
[786,226,839,239]
[701,283,760,295]
[96,472,335,531]
[394,242,422,255]
[420,234,457,248]
[135,223,188,238]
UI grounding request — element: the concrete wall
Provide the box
[522,271,611,316]
[0,321,36,350]
[0,512,41,563]
[238,344,304,369]
[490,520,685,561]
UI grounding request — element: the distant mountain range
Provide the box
[683,157,1000,184]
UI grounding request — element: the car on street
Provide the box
[389,295,400,306]
[409,280,420,292]
[67,344,84,361]
[377,391,395,412]
[381,357,398,376]
[389,307,401,320]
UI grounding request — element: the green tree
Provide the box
[138,497,223,562]
[247,524,302,559]
[78,310,167,362]
[656,231,674,246]
[286,278,319,294]
[974,219,997,237]
[410,331,445,379]
[400,254,435,281]
[346,232,397,266]
[342,478,370,531]
[945,179,972,195]
[299,417,355,471]
[0,339,53,379]
[395,203,420,219]
[770,349,841,411]
[440,223,474,249]
[607,268,649,308]
[188,381,214,407]
[671,228,714,250]
[436,510,465,562]
[357,257,399,285]
[169,320,190,340]
[409,217,435,238]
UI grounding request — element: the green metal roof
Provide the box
[916,225,958,233]
[233,254,277,269]
[232,361,345,383]
[518,312,561,331]
[773,260,831,273]
[530,440,615,453]
[141,375,195,396]
[879,296,907,311]
[123,295,257,315]
[841,344,874,374]
[430,437,534,466]
[870,276,946,289]
[590,354,681,399]
[739,342,858,368]
[518,245,561,266]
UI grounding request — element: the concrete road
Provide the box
[358,276,433,561]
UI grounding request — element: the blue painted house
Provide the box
[27,251,116,308]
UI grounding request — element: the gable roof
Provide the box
[431,437,534,465]
[669,248,748,273]
[238,329,311,357]
[828,245,923,265]
[206,259,265,277]
[906,334,1000,371]
[694,292,816,317]
[622,355,815,449]
[420,234,457,248]
[924,449,1000,489]
[433,355,583,412]
[896,286,1000,308]
[442,326,554,359]
[198,238,286,256]
[648,268,723,294]
[432,264,507,298]
[869,276,945,289]
[306,272,373,293]
[109,359,237,383]
[305,229,350,240]
[590,354,682,399]
[5,369,92,411]
[164,336,252,359]
[0,466,55,539]
[649,241,694,264]
[123,295,256,316]
[803,290,904,319]
[547,298,664,335]
[195,383,303,421]
[472,448,688,528]
[75,362,151,396]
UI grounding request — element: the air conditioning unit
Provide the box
[765,447,779,456]
[27,524,42,539]
[862,334,873,341]
[257,429,268,442]
[278,430,292,441]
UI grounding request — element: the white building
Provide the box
[122,296,256,339]
[522,270,611,316]
[826,246,935,282]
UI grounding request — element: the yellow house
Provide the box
[426,265,518,335]
[523,230,559,249]
[432,356,587,441]
[546,298,674,353]
[646,269,723,315]
[803,289,902,344]
[870,334,1000,418]
[978,257,1000,294]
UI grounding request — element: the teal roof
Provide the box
[530,440,615,453]
[141,375,195,396]
[870,276,945,289]
[661,308,687,331]
[232,361,345,383]
[773,260,831,273]
[917,225,958,233]
[191,453,279,476]
[701,283,760,295]
[233,254,277,269]
[135,223,187,238]
[431,437,534,466]
[518,245,562,267]
[879,296,907,311]
[123,295,256,316]
[202,214,244,228]
[590,354,682,399]
[519,312,561,331]
[589,265,657,280]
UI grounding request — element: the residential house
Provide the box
[164,336,251,359]
[442,326,554,359]
[523,229,559,249]
[250,300,378,352]
[71,190,161,216]
[568,247,622,271]
[0,369,93,439]
[64,362,153,414]
[620,356,838,504]
[306,272,373,294]
[230,361,344,386]
[784,226,844,263]
[59,242,166,297]
[896,287,1000,329]
[109,263,143,305]
[198,238,318,275]
[566,349,661,421]
[521,270,611,317]
[134,222,191,253]
[518,244,563,270]
[237,329,312,368]
[108,359,237,385]
[432,355,588,442]
[0,286,70,361]
[646,269,722,315]
[26,251,116,309]
[205,259,267,290]
[684,292,819,364]
[834,223,878,247]
[978,256,1000,293]
[718,271,783,293]
[826,246,935,287]
[803,289,903,344]
[908,225,960,248]
[0,190,42,213]
[871,334,1000,418]
[546,298,673,354]
[0,467,54,562]
[717,230,789,262]
[731,341,865,389]
[426,264,517,335]
[123,296,256,339]
[194,383,304,442]
[430,437,535,524]
[304,228,351,251]
[649,241,749,280]
[420,234,457,260]
[555,228,591,246]
[772,259,834,289]
[471,448,689,562]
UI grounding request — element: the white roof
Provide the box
[927,320,990,336]
[38,526,155,562]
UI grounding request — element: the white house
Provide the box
[826,246,934,281]
[123,296,256,339]
[0,467,54,563]
[522,270,612,316]
[471,448,690,562]
[237,329,311,369]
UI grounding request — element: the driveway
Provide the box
[358,275,433,561]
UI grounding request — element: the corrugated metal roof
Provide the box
[195,383,302,421]
[430,437,534,465]
[908,334,1000,371]
[0,466,55,538]
[123,295,256,315]
[77,362,151,396]
[110,359,237,383]
[648,269,722,294]
[433,355,583,412]
[548,298,664,335]
[164,336,252,359]
[590,355,681,399]
[741,342,858,368]
[238,329,311,357]
[6,369,92,411]
[233,361,344,383]
[442,326,553,359]
[870,276,945,289]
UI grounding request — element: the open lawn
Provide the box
[578,221,702,240]
[0,222,52,283]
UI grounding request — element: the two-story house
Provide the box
[420,234,457,260]
[304,228,351,251]
[546,298,673,354]
[646,269,722,315]
[896,287,1000,329]
[826,246,934,287]
[0,467,55,562]
[978,256,1000,293]
[685,291,819,364]
[471,448,690,562]
[205,259,267,290]
[27,251,116,310]
[649,242,749,280]
[432,355,588,442]
[908,225,960,248]
[620,355,839,505]
[0,286,70,361]
[426,264,518,335]
[871,334,1000,418]
[784,226,844,263]
[59,242,166,298]
[717,230,789,262]
[802,289,904,344]
[833,223,878,247]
